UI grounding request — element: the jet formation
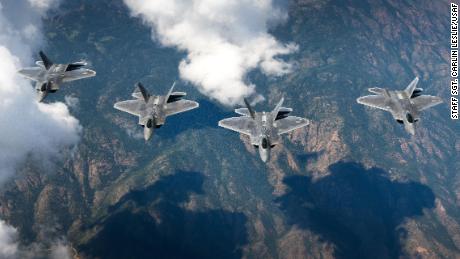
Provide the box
[114,82,199,140]
[357,77,443,135]
[17,51,445,162]
[218,98,310,162]
[18,51,96,102]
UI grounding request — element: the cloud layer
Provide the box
[0,221,18,258]
[0,220,72,259]
[0,1,81,183]
[124,0,297,105]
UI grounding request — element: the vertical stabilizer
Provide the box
[243,98,256,119]
[39,51,53,70]
[404,77,419,97]
[165,81,176,103]
[135,82,150,102]
[271,97,285,119]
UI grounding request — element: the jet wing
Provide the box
[357,95,391,111]
[275,116,309,135]
[218,117,255,136]
[164,99,199,116]
[114,100,143,116]
[18,67,42,81]
[411,95,443,111]
[63,69,96,82]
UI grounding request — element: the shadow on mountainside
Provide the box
[277,162,435,259]
[80,171,248,259]
[295,151,324,165]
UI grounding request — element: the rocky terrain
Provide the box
[0,0,459,258]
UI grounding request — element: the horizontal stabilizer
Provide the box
[235,108,250,116]
[35,61,45,67]
[73,61,88,66]
[368,87,386,95]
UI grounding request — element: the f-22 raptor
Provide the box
[357,77,443,135]
[18,51,96,102]
[218,98,310,162]
[114,82,199,141]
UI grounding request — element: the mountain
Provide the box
[0,0,459,258]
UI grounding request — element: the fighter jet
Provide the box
[357,77,443,135]
[218,97,309,162]
[18,51,96,102]
[114,82,199,141]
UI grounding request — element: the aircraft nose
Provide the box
[144,126,154,141]
[258,146,270,163]
[405,123,416,135]
[261,154,268,163]
[37,91,47,102]
[408,127,415,135]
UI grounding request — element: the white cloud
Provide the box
[49,241,72,259]
[27,0,60,12]
[64,95,80,110]
[124,0,297,105]
[0,220,73,259]
[0,221,18,258]
[0,2,75,258]
[0,1,81,184]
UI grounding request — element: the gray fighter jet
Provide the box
[114,82,199,141]
[357,77,443,135]
[218,98,309,162]
[18,51,96,102]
